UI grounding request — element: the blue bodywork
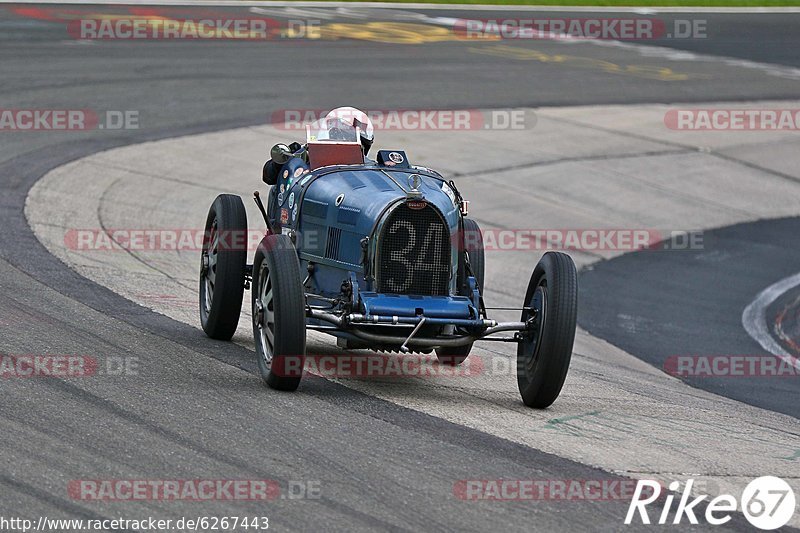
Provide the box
[267,152,484,345]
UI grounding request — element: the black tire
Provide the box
[436,217,485,366]
[517,251,578,408]
[199,194,247,340]
[252,234,306,391]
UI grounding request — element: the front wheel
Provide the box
[252,234,306,391]
[517,251,578,408]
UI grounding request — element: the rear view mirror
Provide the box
[270,143,292,164]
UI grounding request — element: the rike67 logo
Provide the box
[626,477,796,530]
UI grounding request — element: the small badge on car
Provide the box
[335,193,345,206]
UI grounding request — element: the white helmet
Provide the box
[324,106,374,155]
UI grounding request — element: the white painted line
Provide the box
[1,0,800,13]
[742,271,800,370]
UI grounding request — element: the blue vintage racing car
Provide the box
[199,115,578,407]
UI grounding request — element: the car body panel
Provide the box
[275,160,462,305]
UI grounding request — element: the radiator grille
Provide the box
[377,202,450,296]
[325,227,342,259]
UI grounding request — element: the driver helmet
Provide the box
[323,107,374,155]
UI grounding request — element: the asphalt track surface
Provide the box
[580,217,800,418]
[2,3,800,531]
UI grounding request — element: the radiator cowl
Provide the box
[376,202,451,296]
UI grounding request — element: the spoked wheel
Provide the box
[517,251,578,408]
[252,234,306,391]
[437,217,485,366]
[199,194,247,340]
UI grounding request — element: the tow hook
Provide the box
[400,316,427,353]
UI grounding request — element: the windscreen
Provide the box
[307,116,360,143]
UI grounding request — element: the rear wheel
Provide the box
[517,251,578,408]
[436,217,485,366]
[252,234,306,391]
[199,194,247,340]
